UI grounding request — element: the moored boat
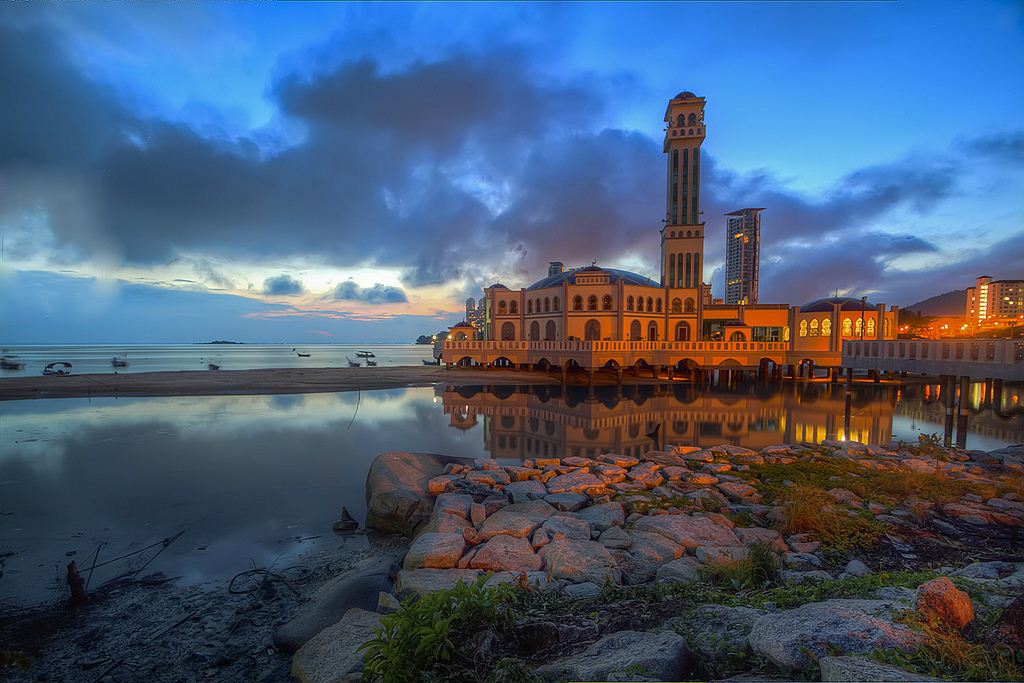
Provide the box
[42,361,73,376]
[1,354,25,370]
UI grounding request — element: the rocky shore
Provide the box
[296,439,1024,682]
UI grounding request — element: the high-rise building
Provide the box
[661,92,706,293]
[724,208,764,305]
[465,297,476,320]
[966,275,1024,328]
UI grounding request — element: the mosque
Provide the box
[444,91,897,378]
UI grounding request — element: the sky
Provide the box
[1,1,1022,343]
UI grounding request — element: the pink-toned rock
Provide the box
[562,456,593,467]
[457,546,478,569]
[633,514,741,551]
[470,535,542,572]
[942,502,990,525]
[428,475,459,495]
[466,469,511,487]
[403,532,466,570]
[671,446,702,455]
[594,464,628,483]
[627,462,665,489]
[598,453,640,468]
[717,481,759,502]
[661,466,690,481]
[610,481,647,494]
[366,452,467,535]
[704,463,732,473]
[735,527,787,552]
[477,512,539,541]
[546,470,605,495]
[695,545,748,565]
[505,479,549,503]
[828,488,864,509]
[538,539,621,584]
[704,512,735,528]
[686,472,720,486]
[421,511,474,534]
[787,534,821,553]
[530,527,550,550]
[470,502,487,527]
[434,493,473,519]
[628,531,685,565]
[680,450,714,463]
[576,502,626,532]
[534,458,561,467]
[868,502,886,515]
[505,466,542,482]
[915,577,974,630]
[541,515,592,541]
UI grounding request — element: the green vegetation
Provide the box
[701,543,781,590]
[775,483,889,551]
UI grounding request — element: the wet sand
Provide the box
[0,365,565,401]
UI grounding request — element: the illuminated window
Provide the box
[885,318,891,337]
[799,320,808,337]
[809,319,819,336]
[855,318,863,336]
[783,326,790,342]
[510,301,518,315]
[573,296,583,311]
[627,296,634,311]
[842,318,853,336]
[866,318,876,336]
[822,318,832,336]
[588,295,598,311]
[602,295,613,310]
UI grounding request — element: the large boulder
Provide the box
[674,604,765,671]
[914,576,974,630]
[403,532,466,570]
[470,535,542,572]
[632,514,741,551]
[536,630,692,681]
[539,539,621,585]
[747,599,925,670]
[656,556,701,583]
[575,502,626,532]
[366,452,470,535]
[627,531,685,565]
[819,655,940,682]
[394,568,482,599]
[291,608,382,683]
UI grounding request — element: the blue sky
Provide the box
[1,1,1022,343]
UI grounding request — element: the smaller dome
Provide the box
[722,319,746,327]
[675,91,697,100]
[489,283,509,290]
[801,297,878,313]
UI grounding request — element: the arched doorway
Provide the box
[500,322,515,340]
[545,320,556,341]
[629,320,641,340]
[674,321,690,341]
[584,319,601,341]
[647,322,659,341]
[529,321,540,341]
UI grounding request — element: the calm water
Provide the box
[0,344,435,376]
[1,381,1020,606]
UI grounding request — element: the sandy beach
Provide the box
[0,365,571,401]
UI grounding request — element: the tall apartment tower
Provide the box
[661,92,706,293]
[965,275,1024,327]
[724,208,764,305]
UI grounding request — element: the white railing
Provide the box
[843,339,1024,365]
[444,340,788,353]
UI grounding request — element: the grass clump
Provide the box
[777,484,889,551]
[701,543,781,590]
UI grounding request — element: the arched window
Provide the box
[885,318,891,337]
[729,331,746,342]
[584,319,601,341]
[822,318,832,336]
[573,296,583,311]
[688,113,696,126]
[544,298,550,312]
[630,320,642,340]
[783,326,791,342]
[636,297,644,312]
[866,318,876,336]
[671,298,682,314]
[500,322,515,340]
[855,318,864,336]
[648,322,659,341]
[545,320,556,341]
[684,298,695,313]
[646,297,654,312]
[587,295,598,311]
[675,321,690,341]
[529,321,540,341]
[809,319,819,336]
[527,300,533,314]
[510,300,518,315]
[498,300,507,315]
[842,318,853,336]
[799,320,808,337]
[656,298,663,313]
[552,296,560,311]
[627,296,634,311]
[676,113,685,127]
[602,295,613,310]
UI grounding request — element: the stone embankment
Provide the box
[293,440,1024,682]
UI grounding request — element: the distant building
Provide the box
[966,275,1024,329]
[465,297,486,338]
[724,208,763,305]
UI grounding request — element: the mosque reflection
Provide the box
[441,383,898,460]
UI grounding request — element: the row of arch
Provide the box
[798,317,887,338]
[499,294,698,316]
[500,319,711,342]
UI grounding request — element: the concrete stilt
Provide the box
[956,375,971,449]
[843,367,854,440]
[941,374,955,446]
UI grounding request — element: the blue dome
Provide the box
[801,297,877,313]
[675,91,697,100]
[526,266,659,291]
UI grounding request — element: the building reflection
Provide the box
[441,383,897,460]
[895,382,1024,447]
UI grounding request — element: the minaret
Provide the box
[661,91,706,292]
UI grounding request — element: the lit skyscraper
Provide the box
[725,208,764,305]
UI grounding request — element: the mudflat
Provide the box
[0,365,565,401]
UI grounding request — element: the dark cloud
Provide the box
[331,280,408,304]
[262,273,304,296]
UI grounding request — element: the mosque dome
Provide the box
[675,91,697,100]
[526,266,659,291]
[800,296,878,313]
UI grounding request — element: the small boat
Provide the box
[42,361,73,376]
[346,357,361,368]
[422,358,441,366]
[1,354,25,370]
[208,363,221,371]
[112,356,129,367]
[365,360,378,367]
[296,352,310,357]
[355,351,375,358]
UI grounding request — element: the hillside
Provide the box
[904,289,966,316]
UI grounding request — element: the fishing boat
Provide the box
[42,361,73,376]
[355,351,375,358]
[345,356,361,368]
[208,363,221,371]
[111,356,129,367]
[292,348,311,357]
[0,353,25,370]
[422,358,441,366]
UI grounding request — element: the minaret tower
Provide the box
[661,91,707,293]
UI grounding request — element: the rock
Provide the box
[734,527,786,552]
[819,655,940,681]
[476,512,539,541]
[563,582,602,599]
[656,556,702,583]
[984,594,1024,650]
[695,545,748,565]
[627,462,665,488]
[394,568,482,599]
[950,560,1021,580]
[717,481,760,502]
[428,474,458,495]
[506,480,549,503]
[674,605,765,669]
[546,470,605,495]
[628,531,685,565]
[575,502,626,532]
[781,569,833,584]
[541,515,592,541]
[457,547,478,569]
[291,608,383,683]
[539,539,621,585]
[661,466,690,481]
[483,493,510,515]
[787,534,821,553]
[747,599,925,670]
[915,576,974,630]
[376,591,401,614]
[598,525,632,550]
[828,488,864,508]
[611,549,657,585]
[474,457,501,470]
[513,620,600,652]
[505,465,542,482]
[274,553,396,652]
[420,510,474,534]
[599,453,641,467]
[366,452,465,535]
[470,502,487,527]
[536,630,692,682]
[465,469,511,487]
[545,492,590,511]
[782,551,823,571]
[633,514,741,551]
[403,532,466,570]
[470,535,542,572]
[686,472,720,486]
[530,527,550,550]
[845,559,872,577]
[434,493,473,519]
